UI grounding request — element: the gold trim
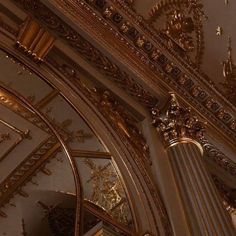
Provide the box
[0,83,51,133]
[0,119,30,138]
[50,0,236,148]
[84,201,136,236]
[16,18,55,61]
[166,137,204,156]
[0,138,61,207]
[0,118,31,162]
[35,89,59,109]
[0,37,169,235]
[152,93,205,150]
[71,150,111,159]
[0,83,82,235]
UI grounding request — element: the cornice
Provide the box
[10,0,158,109]
[201,138,236,177]
[41,0,236,146]
[10,0,236,148]
[2,1,235,183]
[0,6,235,233]
[107,0,229,97]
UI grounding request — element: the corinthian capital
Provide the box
[151,94,205,147]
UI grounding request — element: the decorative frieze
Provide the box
[78,0,236,138]
[201,138,236,176]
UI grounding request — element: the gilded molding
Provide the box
[77,0,236,141]
[84,200,135,235]
[0,118,31,162]
[2,8,235,209]
[201,138,236,177]
[1,2,236,232]
[8,0,236,147]
[71,150,111,159]
[16,18,55,61]
[35,90,59,109]
[148,0,206,67]
[152,93,204,149]
[0,85,51,133]
[0,136,60,208]
[47,50,236,232]
[9,0,158,109]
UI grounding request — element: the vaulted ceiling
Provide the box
[0,50,134,235]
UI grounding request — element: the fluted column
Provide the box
[152,94,235,236]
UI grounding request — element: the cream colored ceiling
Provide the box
[40,94,105,152]
[0,52,53,103]
[201,0,236,85]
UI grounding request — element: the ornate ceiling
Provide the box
[132,0,236,103]
[0,0,236,235]
[23,0,236,150]
[0,50,135,235]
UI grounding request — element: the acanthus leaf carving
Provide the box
[152,93,205,146]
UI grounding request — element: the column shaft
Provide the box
[167,142,235,236]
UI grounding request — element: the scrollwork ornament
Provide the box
[200,138,236,176]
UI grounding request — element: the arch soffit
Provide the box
[0,39,172,235]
